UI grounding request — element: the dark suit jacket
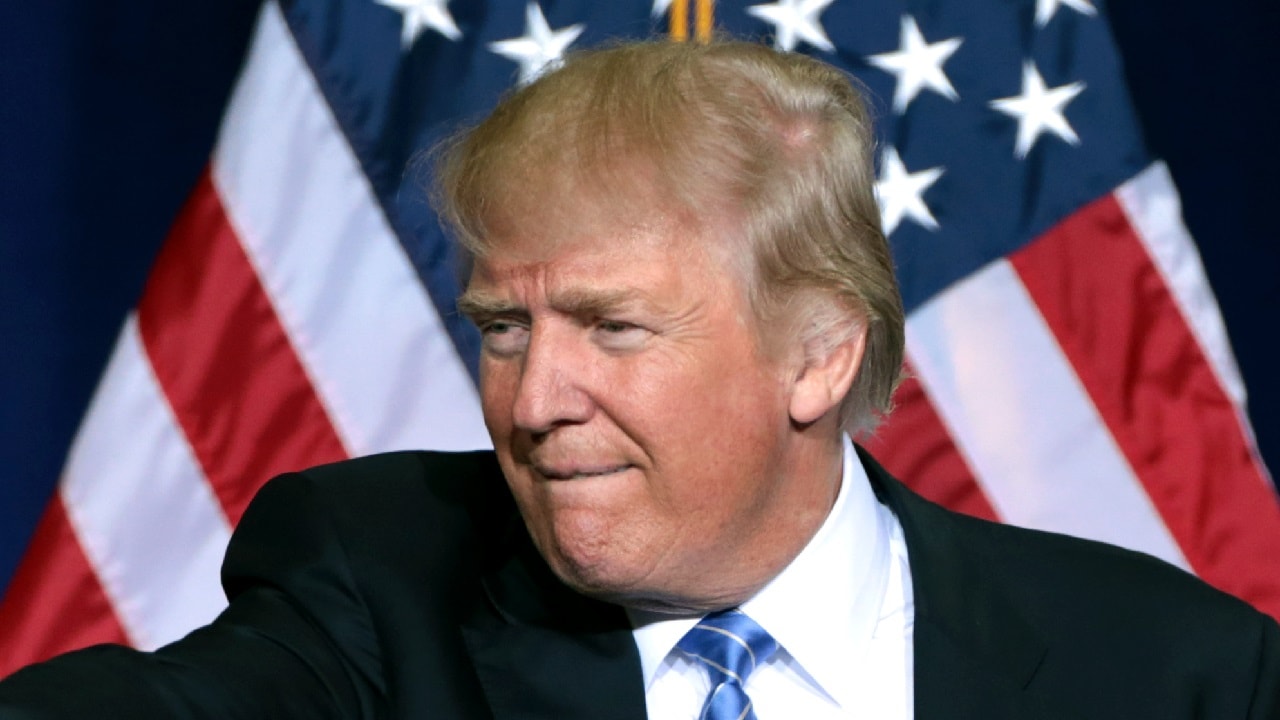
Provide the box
[1,449,1277,719]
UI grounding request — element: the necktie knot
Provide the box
[676,609,778,720]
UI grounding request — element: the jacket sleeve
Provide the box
[0,471,387,720]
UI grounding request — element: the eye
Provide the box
[592,319,649,351]
[479,319,529,357]
[597,320,633,333]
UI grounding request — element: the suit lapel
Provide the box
[459,448,1071,719]
[459,517,647,720]
[913,615,1067,720]
[858,448,1075,720]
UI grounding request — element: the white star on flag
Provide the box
[489,2,585,85]
[868,15,963,113]
[1035,0,1096,27]
[875,147,944,235]
[990,62,1086,159]
[651,0,673,18]
[375,0,461,47]
[746,0,836,53]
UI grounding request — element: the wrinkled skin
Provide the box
[460,208,859,613]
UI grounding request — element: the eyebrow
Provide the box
[455,291,514,321]
[456,286,646,321]
[549,287,641,316]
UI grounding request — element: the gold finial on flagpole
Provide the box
[670,0,689,41]
[670,0,712,42]
[695,0,713,42]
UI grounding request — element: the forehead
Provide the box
[474,160,730,268]
[461,207,756,332]
[461,152,754,314]
[466,212,699,298]
[488,151,674,232]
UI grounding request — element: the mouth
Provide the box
[532,463,634,481]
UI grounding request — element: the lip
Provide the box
[531,463,634,481]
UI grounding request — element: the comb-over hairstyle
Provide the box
[433,39,905,435]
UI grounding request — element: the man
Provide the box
[1,38,1277,719]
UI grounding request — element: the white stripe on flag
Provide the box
[60,315,231,650]
[1116,163,1249,413]
[212,0,489,456]
[906,258,1189,568]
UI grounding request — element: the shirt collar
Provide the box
[628,435,892,709]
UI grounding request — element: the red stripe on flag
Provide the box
[137,169,349,524]
[1011,194,1280,620]
[0,497,129,677]
[865,367,1000,522]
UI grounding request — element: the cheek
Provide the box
[478,363,518,437]
[608,354,787,507]
[624,348,784,439]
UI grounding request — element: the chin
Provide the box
[551,560,747,613]
[531,497,625,568]
[534,532,657,607]
[539,537,744,612]
[542,537,636,596]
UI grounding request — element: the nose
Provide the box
[510,324,593,435]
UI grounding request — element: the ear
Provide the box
[788,325,867,426]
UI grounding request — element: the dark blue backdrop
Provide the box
[1,0,1276,596]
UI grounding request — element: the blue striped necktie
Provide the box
[676,609,780,720]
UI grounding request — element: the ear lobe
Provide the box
[788,327,867,426]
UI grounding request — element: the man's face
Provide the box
[461,207,838,612]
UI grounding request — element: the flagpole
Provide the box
[669,0,688,40]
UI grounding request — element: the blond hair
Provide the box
[433,39,904,435]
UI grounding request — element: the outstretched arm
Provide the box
[0,471,386,719]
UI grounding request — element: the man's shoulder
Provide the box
[860,448,1279,715]
[954,501,1263,627]
[298,448,502,485]
[280,449,508,509]
[859,446,1272,647]
[234,449,515,559]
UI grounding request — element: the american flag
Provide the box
[2,0,1279,675]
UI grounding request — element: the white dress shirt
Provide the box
[628,436,915,719]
